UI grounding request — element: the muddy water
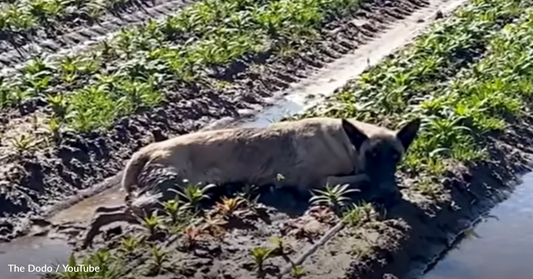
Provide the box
[0,0,469,277]
[0,237,71,279]
[423,172,533,279]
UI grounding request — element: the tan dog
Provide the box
[80,117,421,248]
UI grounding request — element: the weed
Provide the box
[309,184,359,214]
[250,246,273,275]
[215,196,246,218]
[183,225,201,250]
[170,181,216,213]
[139,211,163,236]
[10,134,38,156]
[146,245,169,276]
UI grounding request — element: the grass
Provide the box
[293,0,533,191]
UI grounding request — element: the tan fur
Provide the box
[81,116,420,248]
[123,117,366,195]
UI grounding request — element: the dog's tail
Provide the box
[122,149,151,207]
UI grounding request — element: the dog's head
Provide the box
[341,118,421,191]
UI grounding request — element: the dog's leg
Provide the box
[81,209,140,249]
[326,173,370,188]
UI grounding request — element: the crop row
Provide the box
[1,0,362,99]
[0,0,367,134]
[0,0,150,47]
[298,0,533,191]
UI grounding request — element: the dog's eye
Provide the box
[367,151,378,158]
[391,151,400,161]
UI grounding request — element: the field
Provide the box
[1,0,533,278]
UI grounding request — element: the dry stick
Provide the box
[278,220,347,278]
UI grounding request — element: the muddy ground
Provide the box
[3,0,532,278]
[36,111,533,279]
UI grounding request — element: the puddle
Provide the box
[0,237,71,279]
[423,172,533,279]
[50,182,126,224]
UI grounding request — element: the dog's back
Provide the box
[126,117,358,193]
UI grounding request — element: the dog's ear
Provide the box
[396,118,421,151]
[341,119,368,151]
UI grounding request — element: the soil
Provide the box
[2,0,531,278]
[36,118,533,279]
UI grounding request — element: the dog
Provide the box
[80,117,421,248]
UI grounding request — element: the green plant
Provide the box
[170,181,216,213]
[342,202,373,227]
[46,249,127,279]
[200,214,227,238]
[351,244,373,260]
[118,235,142,255]
[146,245,169,276]
[291,265,305,278]
[44,117,63,143]
[215,196,246,218]
[162,199,184,224]
[295,0,533,191]
[46,94,68,118]
[309,183,358,214]
[238,184,261,208]
[250,246,273,275]
[414,179,442,199]
[139,211,163,235]
[10,134,38,155]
